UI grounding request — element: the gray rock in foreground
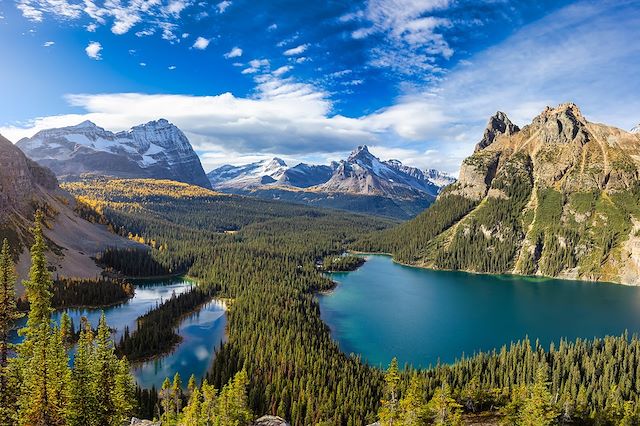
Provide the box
[252,415,290,426]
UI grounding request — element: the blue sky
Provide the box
[1,0,639,173]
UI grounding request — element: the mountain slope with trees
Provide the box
[356,103,640,285]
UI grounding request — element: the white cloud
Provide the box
[267,23,277,31]
[85,41,102,60]
[4,1,639,175]
[272,65,292,77]
[216,1,231,13]
[182,32,190,38]
[241,59,269,74]
[168,65,177,70]
[16,0,192,38]
[139,62,147,67]
[43,41,55,47]
[224,46,243,59]
[192,36,210,50]
[136,28,156,37]
[283,43,309,56]
[347,0,453,74]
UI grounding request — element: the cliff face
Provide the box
[0,134,141,290]
[389,103,640,284]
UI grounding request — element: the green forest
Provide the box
[17,178,633,425]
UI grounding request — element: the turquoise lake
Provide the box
[318,254,640,369]
[10,277,227,389]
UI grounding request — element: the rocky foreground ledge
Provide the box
[130,415,290,425]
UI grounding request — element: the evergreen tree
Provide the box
[518,366,557,426]
[0,238,21,425]
[398,374,428,426]
[16,210,70,426]
[160,377,176,423]
[179,387,202,426]
[112,357,136,425]
[94,312,118,424]
[426,383,462,426]
[172,372,184,416]
[378,358,401,425]
[69,318,98,426]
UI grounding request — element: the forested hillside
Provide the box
[60,177,640,425]
[356,103,640,285]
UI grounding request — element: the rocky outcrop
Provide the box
[252,415,290,426]
[398,103,640,285]
[474,111,520,152]
[16,119,211,189]
[130,418,160,426]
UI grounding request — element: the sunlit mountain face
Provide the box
[1,0,639,176]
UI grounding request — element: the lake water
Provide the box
[318,254,640,369]
[10,277,227,389]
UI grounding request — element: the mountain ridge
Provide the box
[207,145,455,219]
[16,119,212,189]
[358,103,640,284]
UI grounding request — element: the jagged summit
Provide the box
[474,111,520,152]
[632,123,640,134]
[16,119,211,189]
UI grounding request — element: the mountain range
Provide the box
[364,103,640,284]
[0,132,140,290]
[207,146,455,219]
[16,119,211,189]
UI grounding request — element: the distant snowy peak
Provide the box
[425,169,456,188]
[632,123,640,134]
[207,157,288,188]
[17,119,211,188]
[208,145,455,200]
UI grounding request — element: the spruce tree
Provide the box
[94,312,117,424]
[426,383,462,426]
[0,239,22,425]
[112,357,136,425]
[398,374,428,425]
[69,318,97,426]
[378,357,401,425]
[518,366,557,426]
[16,210,70,426]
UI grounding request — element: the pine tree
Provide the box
[200,380,218,423]
[426,383,462,426]
[0,238,22,425]
[16,210,70,426]
[378,357,401,426]
[160,377,176,423]
[172,372,184,415]
[179,387,202,426]
[94,312,118,424]
[112,357,136,425]
[518,366,557,426]
[216,370,252,426]
[59,312,73,348]
[69,318,97,426]
[398,374,428,426]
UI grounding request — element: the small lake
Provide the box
[10,277,227,389]
[318,254,640,369]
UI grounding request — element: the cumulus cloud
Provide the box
[85,41,102,60]
[192,36,210,50]
[43,41,55,47]
[224,46,243,59]
[4,1,639,174]
[283,43,309,56]
[168,65,177,70]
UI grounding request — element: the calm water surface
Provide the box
[318,255,640,369]
[10,277,227,389]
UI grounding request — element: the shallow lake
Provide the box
[10,277,227,389]
[318,254,640,369]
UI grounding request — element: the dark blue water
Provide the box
[318,255,640,369]
[10,278,227,389]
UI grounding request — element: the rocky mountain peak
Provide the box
[71,120,101,130]
[474,111,520,152]
[631,123,640,134]
[531,102,589,145]
[267,157,287,169]
[348,145,372,162]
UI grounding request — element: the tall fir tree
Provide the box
[426,383,462,426]
[378,357,401,426]
[398,374,428,425]
[0,239,22,425]
[518,366,558,426]
[16,210,70,426]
